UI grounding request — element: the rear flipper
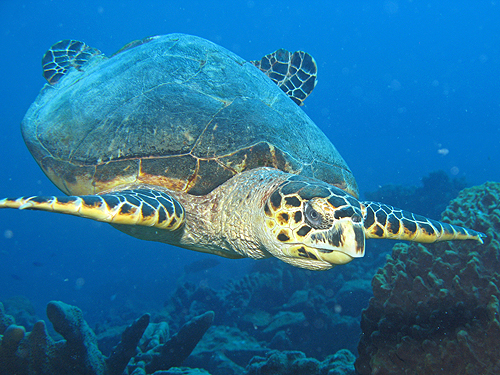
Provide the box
[0,189,184,231]
[251,49,317,106]
[42,39,105,85]
[361,201,485,243]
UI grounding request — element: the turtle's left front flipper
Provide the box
[361,201,485,243]
[0,189,185,231]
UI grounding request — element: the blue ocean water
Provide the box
[0,0,499,363]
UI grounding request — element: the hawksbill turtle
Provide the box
[0,34,484,270]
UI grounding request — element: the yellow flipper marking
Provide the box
[362,202,485,243]
[0,189,184,231]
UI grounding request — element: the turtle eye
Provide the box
[304,202,323,228]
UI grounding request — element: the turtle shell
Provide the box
[22,34,358,198]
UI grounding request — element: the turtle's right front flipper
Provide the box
[362,201,485,243]
[0,189,184,231]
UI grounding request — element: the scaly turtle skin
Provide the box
[0,34,485,271]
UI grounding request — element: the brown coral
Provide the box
[356,182,500,375]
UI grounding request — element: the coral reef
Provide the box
[129,311,214,374]
[160,258,367,359]
[356,182,500,374]
[246,348,356,375]
[185,324,266,373]
[0,300,213,375]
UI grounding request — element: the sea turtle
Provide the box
[0,34,484,271]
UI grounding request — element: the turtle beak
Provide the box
[308,221,366,265]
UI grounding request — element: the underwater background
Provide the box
[0,1,499,374]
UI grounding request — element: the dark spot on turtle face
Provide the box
[294,211,302,223]
[346,196,360,208]
[288,175,305,182]
[354,225,365,254]
[297,225,312,237]
[325,227,343,248]
[307,251,318,260]
[141,204,155,218]
[270,191,282,209]
[246,192,252,200]
[82,196,103,207]
[279,213,290,223]
[284,196,301,208]
[327,195,347,208]
[264,203,271,217]
[334,206,356,220]
[318,248,334,254]
[297,247,308,258]
[278,232,290,242]
[298,185,331,200]
[281,181,307,195]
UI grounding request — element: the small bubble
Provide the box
[450,166,460,175]
[334,304,342,314]
[437,148,449,156]
[390,79,401,91]
[4,230,13,239]
[313,318,325,329]
[75,278,85,289]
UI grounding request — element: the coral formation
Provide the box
[0,300,213,375]
[246,348,356,375]
[185,324,266,373]
[356,182,500,374]
[161,259,365,358]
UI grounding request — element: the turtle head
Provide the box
[261,176,365,270]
